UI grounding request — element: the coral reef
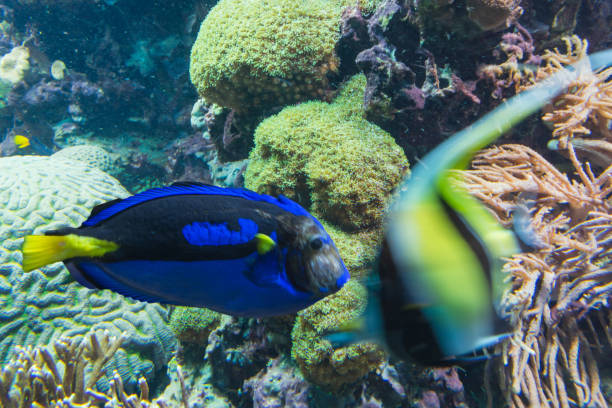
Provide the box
[170,307,221,345]
[335,0,502,159]
[51,144,115,172]
[291,279,385,390]
[457,144,611,407]
[156,357,233,408]
[243,357,310,408]
[477,24,541,99]
[465,0,523,31]
[481,33,612,165]
[414,367,468,408]
[0,155,176,392]
[245,74,406,390]
[0,329,174,407]
[245,74,408,232]
[0,45,29,85]
[534,37,611,147]
[0,0,211,194]
[204,316,293,392]
[189,0,343,112]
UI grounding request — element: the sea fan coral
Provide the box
[456,143,611,408]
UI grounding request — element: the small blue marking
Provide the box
[182,218,259,246]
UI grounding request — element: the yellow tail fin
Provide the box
[21,234,119,272]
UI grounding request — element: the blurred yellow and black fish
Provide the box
[327,48,612,365]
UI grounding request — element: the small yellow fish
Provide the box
[14,135,30,148]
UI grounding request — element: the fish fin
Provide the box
[511,203,548,251]
[170,181,215,188]
[70,261,175,304]
[442,332,511,365]
[65,261,98,289]
[84,182,316,227]
[89,198,125,218]
[254,233,276,254]
[21,234,119,272]
[324,285,388,351]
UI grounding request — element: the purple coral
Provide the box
[243,357,310,408]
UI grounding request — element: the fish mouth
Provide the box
[305,246,350,295]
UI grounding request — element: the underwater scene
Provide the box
[0,0,611,407]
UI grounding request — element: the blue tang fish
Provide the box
[21,182,350,317]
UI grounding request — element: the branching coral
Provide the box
[478,24,540,99]
[0,329,171,408]
[482,34,612,165]
[534,36,612,146]
[456,143,611,408]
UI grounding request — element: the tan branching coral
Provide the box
[0,330,175,408]
[478,24,540,98]
[534,36,612,147]
[455,144,611,408]
[482,35,612,166]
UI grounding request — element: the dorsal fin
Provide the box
[170,181,215,188]
[82,182,315,227]
[89,198,125,218]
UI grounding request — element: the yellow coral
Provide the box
[189,0,344,112]
[0,46,29,85]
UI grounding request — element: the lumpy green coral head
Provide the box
[189,0,344,112]
[245,74,409,231]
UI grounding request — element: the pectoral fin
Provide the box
[254,233,276,255]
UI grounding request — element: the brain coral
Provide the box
[0,156,176,391]
[189,0,343,112]
[245,74,408,231]
[52,144,115,172]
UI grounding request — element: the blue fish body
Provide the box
[24,182,350,317]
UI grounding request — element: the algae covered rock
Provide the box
[291,280,385,390]
[189,0,343,112]
[0,155,176,390]
[245,74,408,231]
[170,306,221,344]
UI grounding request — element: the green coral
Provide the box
[322,220,381,280]
[245,74,409,231]
[170,307,221,344]
[291,280,385,390]
[245,75,406,389]
[189,0,344,112]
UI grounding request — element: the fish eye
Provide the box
[309,237,323,250]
